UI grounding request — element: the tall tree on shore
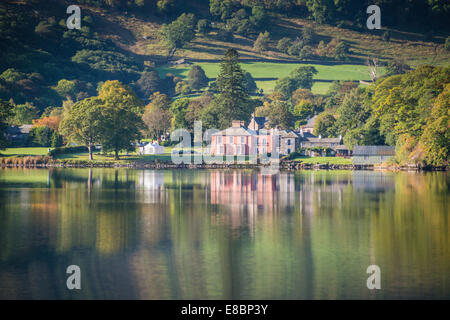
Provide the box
[59,97,103,160]
[203,49,253,129]
[0,100,13,151]
[97,81,144,160]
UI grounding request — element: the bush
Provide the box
[48,145,89,157]
[197,19,211,35]
[277,37,291,53]
[288,42,303,56]
[445,37,450,51]
[254,31,270,53]
[216,28,233,42]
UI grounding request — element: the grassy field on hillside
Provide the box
[158,62,384,94]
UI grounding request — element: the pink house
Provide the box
[210,120,278,156]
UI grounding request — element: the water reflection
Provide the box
[0,168,448,299]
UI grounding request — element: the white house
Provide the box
[138,142,165,155]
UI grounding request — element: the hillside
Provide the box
[0,0,449,110]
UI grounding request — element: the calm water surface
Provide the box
[0,168,448,299]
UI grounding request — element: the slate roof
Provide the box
[353,146,395,156]
[305,137,341,143]
[211,127,256,136]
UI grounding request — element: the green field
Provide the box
[158,62,384,95]
[0,147,51,157]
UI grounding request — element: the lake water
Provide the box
[0,168,448,299]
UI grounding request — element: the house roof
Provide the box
[19,124,33,134]
[277,130,299,138]
[305,137,341,143]
[333,144,349,150]
[353,145,395,156]
[212,127,256,136]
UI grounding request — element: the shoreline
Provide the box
[0,161,447,172]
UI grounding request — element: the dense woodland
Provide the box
[0,0,449,165]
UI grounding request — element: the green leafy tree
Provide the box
[59,97,104,160]
[0,100,13,150]
[290,66,318,90]
[334,41,350,61]
[188,65,209,90]
[170,98,190,130]
[28,126,54,147]
[97,81,144,159]
[274,77,298,100]
[420,83,450,165]
[266,100,294,129]
[53,79,77,100]
[9,103,39,125]
[197,19,211,35]
[159,13,196,59]
[313,113,336,137]
[50,130,63,148]
[254,31,270,53]
[210,0,234,21]
[243,72,258,95]
[277,37,291,53]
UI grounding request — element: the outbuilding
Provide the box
[352,145,395,165]
[138,142,165,155]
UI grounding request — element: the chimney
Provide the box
[232,120,244,128]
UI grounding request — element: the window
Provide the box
[287,139,291,145]
[218,136,222,143]
[219,146,223,154]
[287,148,291,154]
[229,136,233,144]
[241,136,245,143]
[262,138,266,145]
[237,146,240,155]
[262,147,266,154]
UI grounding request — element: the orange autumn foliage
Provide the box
[32,116,61,131]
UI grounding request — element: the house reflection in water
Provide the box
[137,170,166,203]
[210,171,297,209]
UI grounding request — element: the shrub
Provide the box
[48,146,89,157]
[277,37,291,54]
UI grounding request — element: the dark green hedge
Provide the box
[48,145,88,157]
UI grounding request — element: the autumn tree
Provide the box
[0,100,13,151]
[97,81,144,159]
[59,97,103,160]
